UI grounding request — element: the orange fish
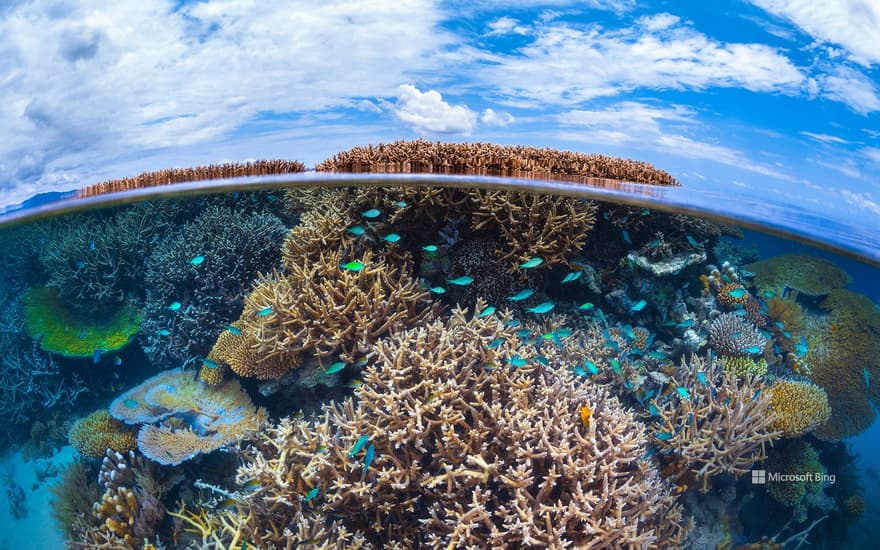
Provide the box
[579,405,592,427]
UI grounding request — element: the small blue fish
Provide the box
[190,255,205,266]
[641,208,651,216]
[782,330,792,338]
[516,329,532,338]
[486,338,505,349]
[573,365,588,377]
[158,329,172,336]
[648,403,660,416]
[686,235,699,247]
[677,386,690,401]
[609,358,622,374]
[478,306,495,317]
[447,276,474,286]
[728,288,747,299]
[325,361,345,374]
[622,229,631,245]
[303,487,319,502]
[226,325,242,335]
[796,337,808,358]
[578,302,594,311]
[394,200,408,208]
[202,358,219,369]
[347,225,366,236]
[742,345,762,354]
[556,328,573,338]
[533,355,549,366]
[864,367,870,389]
[637,389,656,403]
[697,372,707,386]
[361,208,381,218]
[510,356,529,368]
[656,432,673,441]
[677,319,695,329]
[561,271,582,284]
[763,290,776,298]
[363,444,375,474]
[775,321,785,329]
[350,434,370,457]
[114,356,122,366]
[648,239,661,248]
[630,299,647,312]
[507,289,534,301]
[168,301,182,311]
[89,240,96,250]
[258,306,273,316]
[751,389,762,401]
[92,349,102,364]
[422,245,438,252]
[123,399,138,409]
[505,319,521,327]
[383,233,401,243]
[640,447,657,461]
[527,302,555,314]
[429,286,446,294]
[519,257,544,269]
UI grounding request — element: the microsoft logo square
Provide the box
[752,470,766,485]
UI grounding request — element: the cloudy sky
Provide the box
[1,0,879,228]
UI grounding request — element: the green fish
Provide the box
[728,288,747,299]
[742,345,762,354]
[697,372,708,386]
[578,302,594,310]
[243,479,261,491]
[648,403,660,416]
[168,301,182,311]
[864,367,870,389]
[303,487,319,502]
[190,255,205,266]
[656,432,673,441]
[763,290,777,299]
[507,289,534,301]
[478,306,495,317]
[158,329,171,336]
[561,271,582,283]
[519,257,544,269]
[584,361,598,375]
[383,233,401,243]
[257,306,273,316]
[202,358,219,369]
[686,235,699,247]
[350,434,370,457]
[422,245,439,252]
[123,398,138,409]
[447,276,474,286]
[527,302,555,314]
[609,358,622,374]
[533,355,549,366]
[226,325,242,335]
[361,208,381,218]
[510,355,529,367]
[630,299,647,312]
[677,318,695,329]
[363,444,375,474]
[347,225,366,236]
[325,361,345,374]
[341,261,365,271]
[394,200,408,208]
[486,338,505,349]
[676,386,690,401]
[430,286,446,294]
[641,208,651,216]
[218,498,237,510]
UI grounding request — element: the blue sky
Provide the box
[1,0,879,222]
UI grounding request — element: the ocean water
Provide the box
[0,173,878,549]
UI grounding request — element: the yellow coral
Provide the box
[198,360,226,387]
[720,355,768,377]
[768,379,832,438]
[69,410,136,460]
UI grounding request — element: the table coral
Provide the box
[227,302,690,548]
[24,286,139,358]
[109,368,267,465]
[69,409,137,460]
[746,254,851,297]
[767,379,831,438]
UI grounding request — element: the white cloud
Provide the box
[841,189,880,216]
[393,84,477,134]
[0,0,449,202]
[800,131,854,144]
[864,129,880,139]
[480,108,515,127]
[486,17,530,36]
[814,66,880,115]
[749,0,880,66]
[557,101,797,181]
[485,17,805,106]
[864,147,880,163]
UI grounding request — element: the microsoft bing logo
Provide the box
[752,470,766,485]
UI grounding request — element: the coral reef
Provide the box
[843,495,865,516]
[708,313,767,357]
[49,461,102,537]
[76,159,305,197]
[140,206,287,368]
[746,254,851,297]
[109,368,267,465]
[317,139,681,186]
[767,379,831,438]
[69,409,137,460]
[652,355,780,492]
[218,303,690,548]
[764,440,826,508]
[720,356,768,377]
[23,285,140,358]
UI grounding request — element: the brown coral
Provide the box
[69,409,137,460]
[767,379,831,438]
[844,495,866,516]
[747,253,851,297]
[92,486,164,547]
[224,303,690,548]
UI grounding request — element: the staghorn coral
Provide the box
[470,190,598,272]
[767,379,831,438]
[764,440,826,508]
[746,254,851,297]
[69,409,137,460]
[708,313,767,357]
[210,248,436,380]
[226,303,690,548]
[24,286,139,358]
[76,159,305,198]
[652,355,780,492]
[317,139,681,186]
[140,206,287,369]
[109,368,267,465]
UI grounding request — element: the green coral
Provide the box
[765,440,826,507]
[24,286,139,358]
[746,253,850,297]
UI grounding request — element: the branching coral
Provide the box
[708,313,767,357]
[652,355,780,492]
[109,368,267,465]
[767,379,831,438]
[746,254,851,297]
[140,206,287,368]
[69,409,137,460]
[92,485,164,546]
[224,303,690,548]
[210,248,436,379]
[23,286,139,358]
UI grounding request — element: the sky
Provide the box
[1,0,879,229]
